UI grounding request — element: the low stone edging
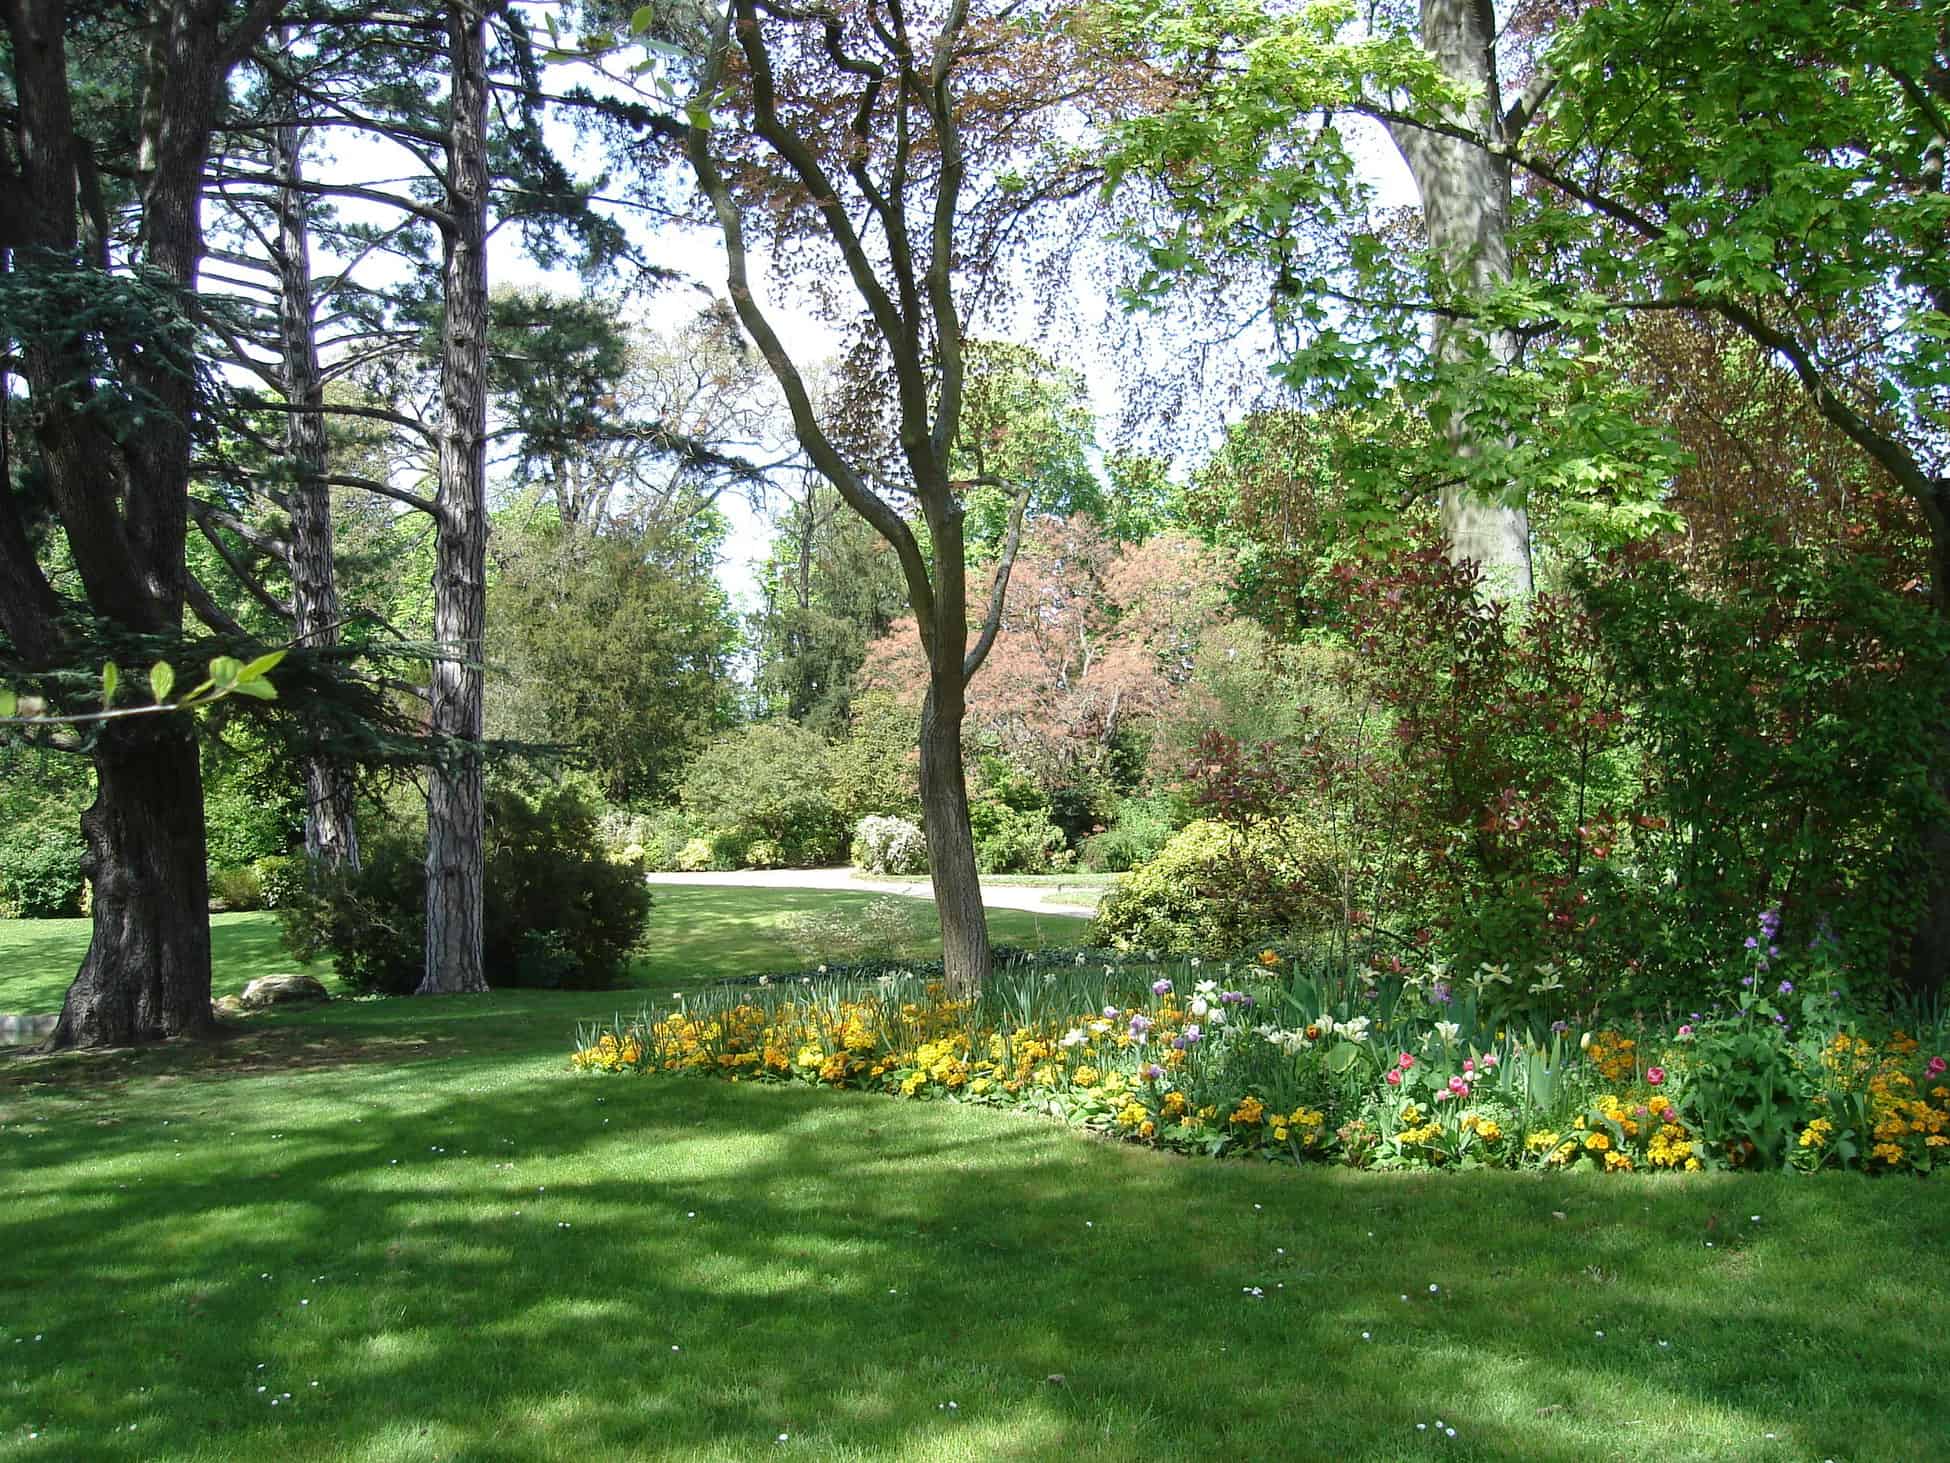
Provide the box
[0,1014,58,1046]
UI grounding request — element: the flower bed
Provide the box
[573,948,1949,1176]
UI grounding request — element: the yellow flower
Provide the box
[1230,1096,1266,1126]
[1584,1132,1611,1152]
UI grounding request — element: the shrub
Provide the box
[0,819,85,918]
[675,837,716,873]
[745,838,786,869]
[253,854,308,910]
[853,815,928,876]
[1092,818,1340,955]
[678,722,847,865]
[971,799,1067,873]
[1080,792,1185,873]
[280,780,651,993]
[209,864,265,911]
[632,808,702,871]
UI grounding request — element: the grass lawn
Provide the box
[0,890,1092,1018]
[2,919,1946,1460]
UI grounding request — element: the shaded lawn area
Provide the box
[0,890,1091,1018]
[0,993,1946,1462]
[0,912,293,1017]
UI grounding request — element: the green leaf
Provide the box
[208,656,244,689]
[150,661,175,704]
[238,649,287,683]
[0,687,15,719]
[227,679,277,701]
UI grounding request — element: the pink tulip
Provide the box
[1385,1069,1402,1087]
[1398,1052,1415,1070]
[1463,1058,1475,1073]
[1448,1075,1468,1094]
[1646,1066,1666,1086]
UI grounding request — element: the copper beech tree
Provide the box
[646,0,1122,990]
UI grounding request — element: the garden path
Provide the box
[642,867,1099,918]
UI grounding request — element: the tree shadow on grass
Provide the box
[3,1053,1947,1461]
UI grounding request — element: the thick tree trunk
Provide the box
[919,676,989,995]
[2,0,273,1048]
[273,97,360,874]
[1389,0,1534,595]
[51,720,214,1046]
[420,0,490,994]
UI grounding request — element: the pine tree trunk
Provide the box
[919,675,989,995]
[51,719,214,1046]
[1389,0,1534,595]
[273,92,360,874]
[420,0,490,994]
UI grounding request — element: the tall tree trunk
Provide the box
[1388,0,1534,595]
[421,0,490,994]
[52,720,214,1046]
[273,82,360,874]
[0,0,276,1048]
[920,675,988,995]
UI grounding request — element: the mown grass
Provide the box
[0,890,1091,1018]
[1,915,1945,1460]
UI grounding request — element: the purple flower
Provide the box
[1152,979,1173,996]
[1170,1035,1188,1051]
[1140,1063,1165,1081]
[1759,907,1781,939]
[1768,945,1781,959]
[1773,1013,1788,1026]
[1744,937,1759,950]
[1777,980,1793,996]
[1428,981,1453,1006]
[1182,1024,1203,1044]
[1741,975,1754,988]
[1128,1014,1152,1037]
[1551,1020,1571,1034]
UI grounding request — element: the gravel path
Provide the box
[642,867,1100,918]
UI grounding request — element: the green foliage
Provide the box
[676,721,848,866]
[279,780,651,993]
[1582,541,1950,999]
[748,488,910,729]
[0,750,88,919]
[1092,817,1339,954]
[826,691,922,824]
[968,755,1067,873]
[1079,791,1185,874]
[0,821,86,919]
[486,513,738,804]
[955,341,1104,561]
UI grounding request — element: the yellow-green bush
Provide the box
[1092,817,1341,954]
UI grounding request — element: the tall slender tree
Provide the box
[641,0,1111,989]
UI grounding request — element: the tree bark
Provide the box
[1,0,280,1048]
[51,719,215,1046]
[1388,0,1534,595]
[273,72,361,875]
[420,0,490,994]
[920,675,988,994]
